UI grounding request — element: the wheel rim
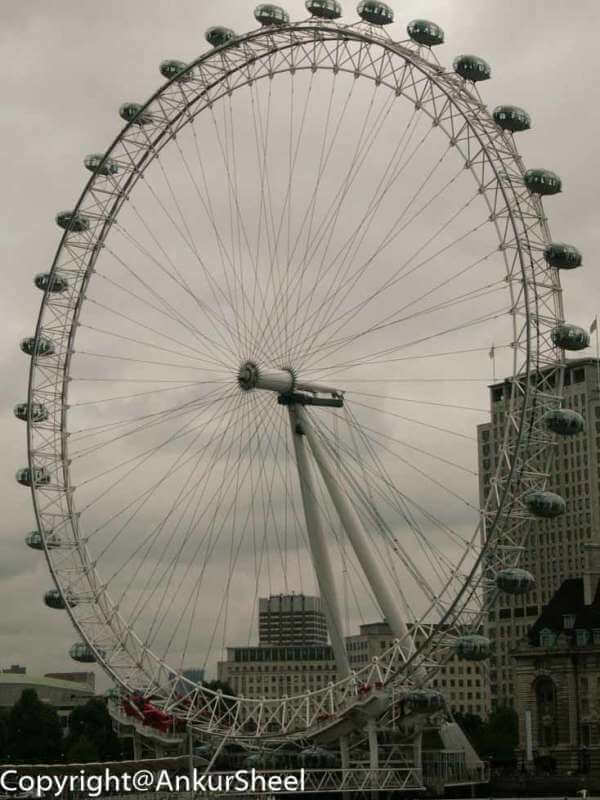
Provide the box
[26,20,563,740]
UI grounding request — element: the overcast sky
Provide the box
[1,0,599,693]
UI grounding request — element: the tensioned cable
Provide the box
[136,131,241,356]
[292,121,447,362]
[269,74,360,362]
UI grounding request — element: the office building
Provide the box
[478,358,600,709]
[347,622,489,718]
[259,594,328,645]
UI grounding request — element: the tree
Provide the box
[203,680,236,695]
[479,706,519,763]
[65,735,99,763]
[454,711,485,753]
[65,698,122,762]
[0,708,9,761]
[7,689,63,762]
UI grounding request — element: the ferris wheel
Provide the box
[17,0,584,746]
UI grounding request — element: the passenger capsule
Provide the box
[25,530,61,551]
[119,103,153,126]
[84,153,119,176]
[306,0,343,19]
[34,273,69,293]
[245,752,269,768]
[300,745,337,765]
[70,642,103,663]
[542,408,585,437]
[20,336,55,357]
[523,169,562,196]
[496,568,535,595]
[453,55,491,82]
[357,1,394,25]
[44,589,78,610]
[406,688,446,712]
[160,60,192,82]
[525,489,566,519]
[16,467,50,487]
[14,402,49,423]
[56,211,90,233]
[544,242,582,270]
[492,105,531,133]
[551,324,590,351]
[205,26,236,47]
[254,4,290,25]
[456,634,491,661]
[407,20,444,47]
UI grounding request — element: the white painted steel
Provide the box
[296,405,416,661]
[288,406,351,679]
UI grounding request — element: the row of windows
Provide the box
[227,663,335,673]
[232,647,335,662]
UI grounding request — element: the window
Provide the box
[539,628,555,648]
[564,614,576,630]
[576,629,590,647]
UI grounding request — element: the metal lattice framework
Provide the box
[24,12,566,743]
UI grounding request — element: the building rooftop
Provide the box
[0,673,94,693]
[528,578,600,646]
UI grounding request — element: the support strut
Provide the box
[295,405,416,662]
[288,406,351,679]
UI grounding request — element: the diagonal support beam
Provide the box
[295,404,416,663]
[288,406,351,679]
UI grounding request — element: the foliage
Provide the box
[6,689,63,762]
[454,707,519,763]
[453,711,486,752]
[65,698,123,761]
[203,680,236,696]
[0,709,9,761]
[65,734,99,763]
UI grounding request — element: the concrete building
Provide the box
[0,673,94,728]
[45,671,95,691]
[219,594,334,697]
[512,567,600,774]
[220,610,489,717]
[259,594,328,645]
[2,665,26,675]
[347,622,489,718]
[478,358,600,709]
[218,643,337,698]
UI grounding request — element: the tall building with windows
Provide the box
[478,357,600,709]
[259,594,328,645]
[347,622,489,718]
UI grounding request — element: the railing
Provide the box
[103,767,424,798]
[422,750,490,786]
[108,697,185,745]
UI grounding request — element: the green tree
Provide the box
[65,698,122,762]
[454,711,485,753]
[7,689,63,763]
[65,734,99,763]
[203,680,236,695]
[202,680,236,712]
[0,708,9,761]
[479,706,519,762]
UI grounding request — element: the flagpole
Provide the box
[489,344,496,382]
